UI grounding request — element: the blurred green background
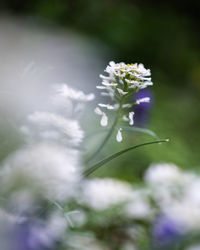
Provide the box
[0,0,200,180]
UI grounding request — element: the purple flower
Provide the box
[133,89,153,127]
[11,219,55,250]
[153,215,183,248]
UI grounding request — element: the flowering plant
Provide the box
[4,61,200,250]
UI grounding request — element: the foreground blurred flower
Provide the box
[0,209,67,250]
[95,61,153,142]
[152,215,183,247]
[50,83,95,117]
[80,178,133,210]
[0,143,81,202]
[21,111,84,147]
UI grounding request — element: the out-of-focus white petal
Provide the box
[116,128,123,142]
[54,84,95,102]
[136,97,150,104]
[129,112,134,125]
[117,88,128,96]
[98,103,115,110]
[94,107,103,115]
[100,113,108,127]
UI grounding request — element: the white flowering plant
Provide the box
[2,61,200,250]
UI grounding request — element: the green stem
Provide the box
[84,139,169,176]
[85,99,123,163]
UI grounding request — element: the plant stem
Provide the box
[85,99,123,163]
[84,139,169,177]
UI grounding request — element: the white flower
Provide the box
[101,61,153,91]
[95,61,153,140]
[144,163,183,185]
[144,163,200,232]
[50,84,95,118]
[0,143,81,201]
[21,111,84,147]
[53,83,95,102]
[100,113,108,127]
[124,190,152,219]
[80,178,133,210]
[94,107,108,127]
[117,88,128,96]
[116,128,123,142]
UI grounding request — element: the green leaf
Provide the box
[123,126,160,140]
[84,139,169,177]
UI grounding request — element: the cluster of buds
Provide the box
[95,61,153,142]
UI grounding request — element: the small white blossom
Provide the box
[54,83,95,102]
[94,107,108,127]
[129,112,134,125]
[116,128,123,142]
[117,88,128,96]
[100,113,108,127]
[94,107,103,115]
[124,190,152,219]
[98,103,115,110]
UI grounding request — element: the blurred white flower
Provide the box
[144,163,183,185]
[21,111,84,147]
[46,211,68,240]
[124,189,152,219]
[80,178,133,210]
[0,143,81,201]
[145,163,200,232]
[52,83,95,102]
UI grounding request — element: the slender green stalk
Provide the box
[84,139,169,177]
[85,99,123,163]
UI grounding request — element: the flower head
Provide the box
[95,61,153,141]
[98,61,152,94]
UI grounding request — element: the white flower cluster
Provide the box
[0,83,95,202]
[79,178,153,220]
[21,111,84,147]
[145,163,200,232]
[21,83,94,147]
[80,178,133,211]
[0,143,81,201]
[95,61,153,142]
[77,163,200,235]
